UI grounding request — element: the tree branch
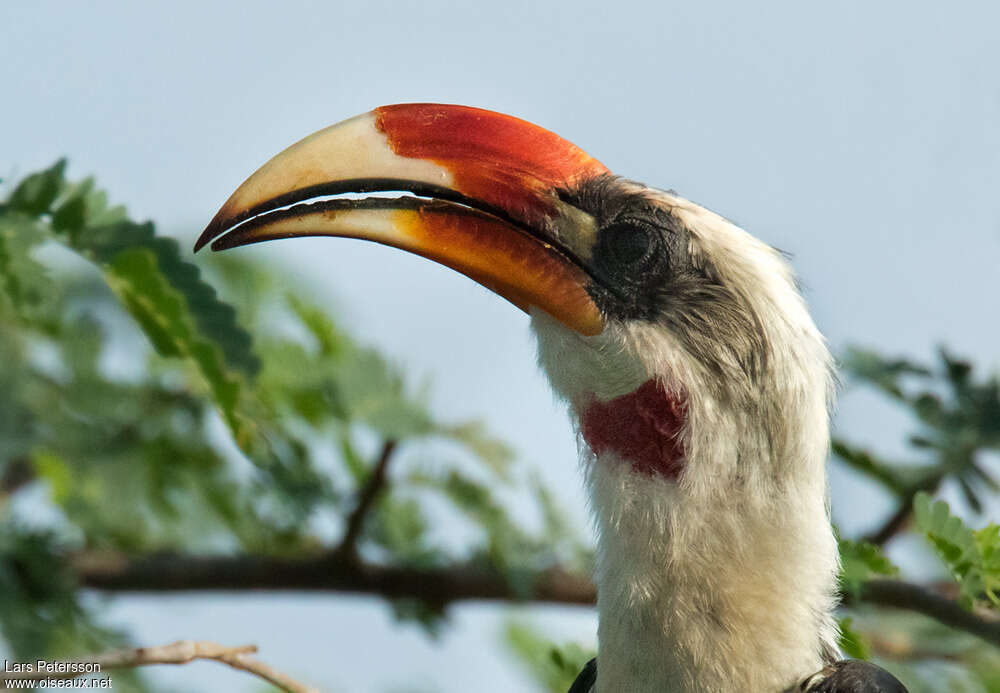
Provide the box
[863,474,945,546]
[0,640,321,693]
[72,551,596,607]
[851,579,1000,647]
[863,502,916,546]
[71,553,1000,648]
[337,440,397,561]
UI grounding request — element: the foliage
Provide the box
[914,492,1000,610]
[0,162,587,687]
[838,537,899,597]
[834,347,1000,513]
[830,348,1000,692]
[503,621,594,693]
[845,609,1000,693]
[836,617,870,660]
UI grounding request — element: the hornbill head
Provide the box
[197,104,905,692]
[196,104,815,486]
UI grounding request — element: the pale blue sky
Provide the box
[3,1,999,691]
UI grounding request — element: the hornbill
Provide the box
[195,104,908,693]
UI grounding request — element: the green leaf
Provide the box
[337,430,368,483]
[0,524,124,661]
[504,620,594,693]
[335,347,432,438]
[2,163,261,437]
[50,178,92,232]
[103,247,242,425]
[72,221,259,377]
[831,440,909,496]
[914,492,1000,609]
[388,598,447,637]
[5,160,67,217]
[436,420,514,479]
[287,293,346,358]
[841,347,931,399]
[5,162,259,379]
[369,494,439,566]
[0,217,53,322]
[837,617,871,660]
[32,450,73,505]
[840,345,1000,514]
[838,537,899,596]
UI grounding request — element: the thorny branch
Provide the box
[0,640,321,693]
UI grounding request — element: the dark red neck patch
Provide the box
[580,379,687,480]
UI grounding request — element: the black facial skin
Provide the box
[561,174,772,391]
[559,175,691,322]
[591,218,670,313]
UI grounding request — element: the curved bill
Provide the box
[196,103,609,336]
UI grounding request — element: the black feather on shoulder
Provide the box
[803,660,908,693]
[567,658,597,693]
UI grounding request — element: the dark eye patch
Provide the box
[593,219,668,285]
[599,221,653,268]
[558,174,690,323]
[586,218,674,321]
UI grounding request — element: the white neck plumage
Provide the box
[582,395,840,693]
[531,196,842,693]
[577,346,839,692]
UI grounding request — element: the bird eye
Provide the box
[597,220,660,273]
